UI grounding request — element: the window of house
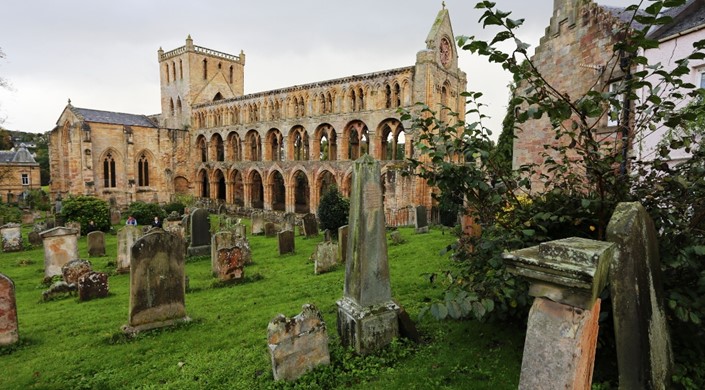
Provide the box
[21,173,29,186]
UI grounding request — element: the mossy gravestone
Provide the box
[0,273,19,346]
[336,155,399,355]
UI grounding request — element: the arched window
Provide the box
[172,61,176,83]
[394,83,401,107]
[138,154,150,187]
[165,63,170,83]
[179,59,183,79]
[229,66,234,84]
[103,152,117,188]
[385,84,392,109]
[177,97,182,115]
[203,59,208,80]
[170,99,175,116]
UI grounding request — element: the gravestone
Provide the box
[66,221,81,236]
[22,212,34,225]
[338,225,348,264]
[215,246,246,281]
[210,231,250,275]
[40,227,79,278]
[323,229,332,242]
[117,226,142,273]
[283,213,297,232]
[110,209,122,225]
[87,231,106,257]
[124,230,190,334]
[45,218,56,230]
[251,213,264,235]
[188,208,211,256]
[390,230,404,245]
[78,271,109,301]
[264,222,278,237]
[61,259,92,285]
[268,304,330,381]
[302,213,319,237]
[278,230,295,255]
[0,273,19,346]
[314,241,338,274]
[33,222,47,233]
[414,205,429,234]
[503,237,614,390]
[606,202,673,389]
[336,155,399,355]
[28,231,42,246]
[233,223,246,238]
[0,223,22,252]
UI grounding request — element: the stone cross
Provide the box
[336,155,399,355]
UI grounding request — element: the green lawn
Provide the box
[0,222,523,389]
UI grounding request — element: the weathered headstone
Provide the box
[278,230,295,255]
[87,231,106,257]
[338,225,348,264]
[0,223,22,252]
[233,223,246,238]
[33,222,47,233]
[283,213,297,232]
[28,231,42,246]
[264,222,278,237]
[78,271,109,301]
[606,202,673,389]
[268,304,330,381]
[503,237,614,390]
[414,205,429,234]
[61,259,92,285]
[314,241,338,274]
[302,213,319,237]
[323,229,332,242]
[188,208,211,256]
[110,209,122,225]
[45,218,56,230]
[336,155,399,355]
[124,231,190,334]
[22,212,34,225]
[66,221,81,236]
[251,213,264,235]
[0,273,19,346]
[390,230,404,245]
[117,226,142,273]
[215,246,246,281]
[211,231,253,274]
[40,227,79,278]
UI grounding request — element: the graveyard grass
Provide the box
[0,221,524,389]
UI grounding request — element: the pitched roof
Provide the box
[70,106,157,128]
[648,0,705,40]
[0,144,38,164]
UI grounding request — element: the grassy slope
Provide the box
[0,223,523,389]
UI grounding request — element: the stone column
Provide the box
[243,180,252,208]
[503,237,614,390]
[336,155,399,355]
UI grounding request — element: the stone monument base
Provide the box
[121,316,191,336]
[187,245,210,257]
[336,297,399,355]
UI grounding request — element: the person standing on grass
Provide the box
[126,215,137,226]
[152,216,162,228]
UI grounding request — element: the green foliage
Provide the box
[60,195,110,233]
[25,189,50,211]
[316,185,349,237]
[0,202,21,223]
[163,201,185,216]
[126,201,166,226]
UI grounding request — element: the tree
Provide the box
[317,185,349,238]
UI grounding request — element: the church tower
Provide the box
[158,35,245,129]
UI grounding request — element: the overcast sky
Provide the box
[0,0,632,137]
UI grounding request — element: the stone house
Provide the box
[48,7,466,224]
[0,144,41,203]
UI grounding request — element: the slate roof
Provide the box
[648,0,705,40]
[0,144,38,164]
[71,107,157,128]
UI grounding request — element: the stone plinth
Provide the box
[40,227,79,278]
[503,237,614,389]
[337,297,400,356]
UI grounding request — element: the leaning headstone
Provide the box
[61,259,92,285]
[414,205,429,234]
[41,281,76,301]
[87,231,106,257]
[278,230,295,255]
[40,227,79,278]
[0,223,23,252]
[66,221,81,236]
[314,241,338,274]
[336,155,399,355]
[283,213,297,232]
[77,271,109,301]
[110,209,121,225]
[251,213,264,235]
[117,226,142,273]
[28,231,42,246]
[264,222,278,237]
[0,273,19,346]
[268,304,330,381]
[337,225,348,263]
[606,202,673,389]
[215,246,246,281]
[302,213,319,237]
[503,237,614,390]
[188,208,211,256]
[123,231,190,334]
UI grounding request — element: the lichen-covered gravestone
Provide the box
[314,241,338,274]
[283,213,297,232]
[117,225,142,273]
[268,304,330,381]
[188,208,211,256]
[87,231,106,257]
[40,227,79,278]
[336,155,399,355]
[215,246,246,281]
[62,259,92,285]
[78,271,109,301]
[0,273,19,346]
[123,231,190,334]
[211,231,251,275]
[0,223,22,252]
[278,230,295,255]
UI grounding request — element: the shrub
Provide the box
[60,196,110,233]
[125,201,166,226]
[0,202,22,223]
[317,185,349,238]
[26,189,51,211]
[163,201,185,216]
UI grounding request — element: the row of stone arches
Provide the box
[196,118,409,163]
[191,75,413,129]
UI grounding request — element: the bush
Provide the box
[0,202,22,223]
[317,185,349,238]
[126,201,166,226]
[26,189,51,211]
[60,196,110,233]
[163,201,185,216]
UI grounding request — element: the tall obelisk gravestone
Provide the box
[336,155,399,355]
